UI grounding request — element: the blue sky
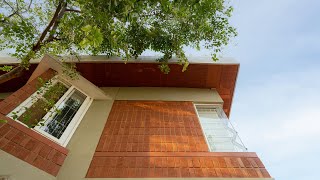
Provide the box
[180,0,320,179]
[225,0,320,179]
[1,1,319,179]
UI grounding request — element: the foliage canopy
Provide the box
[0,0,236,83]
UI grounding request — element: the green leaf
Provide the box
[11,114,18,120]
[0,119,7,123]
[0,65,13,72]
[81,25,92,34]
[0,0,236,78]
[79,38,89,48]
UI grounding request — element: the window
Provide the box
[194,104,247,152]
[7,77,92,146]
[16,82,68,127]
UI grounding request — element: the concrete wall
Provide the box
[57,100,114,180]
[112,87,223,103]
[0,150,56,180]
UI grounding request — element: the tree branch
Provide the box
[0,66,24,84]
[66,8,81,13]
[3,0,15,11]
[20,0,33,13]
[0,0,67,84]
[46,3,67,43]
[32,0,66,51]
[0,0,34,23]
[3,0,25,20]
[27,0,33,10]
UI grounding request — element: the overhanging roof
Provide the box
[0,55,238,64]
[0,55,239,117]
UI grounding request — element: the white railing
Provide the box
[194,104,247,152]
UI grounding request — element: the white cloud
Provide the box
[267,108,320,140]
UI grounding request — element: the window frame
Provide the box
[7,76,93,147]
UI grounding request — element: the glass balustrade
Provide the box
[195,104,247,152]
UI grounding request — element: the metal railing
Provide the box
[195,104,247,152]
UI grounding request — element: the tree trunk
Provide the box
[0,66,25,84]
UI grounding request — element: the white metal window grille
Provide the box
[38,89,86,139]
[194,104,247,152]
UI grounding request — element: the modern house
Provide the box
[0,55,273,180]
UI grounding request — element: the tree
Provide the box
[0,0,237,84]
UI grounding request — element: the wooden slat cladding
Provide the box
[95,101,209,153]
[218,65,239,116]
[86,101,271,178]
[0,63,239,116]
[76,63,209,88]
[0,64,38,93]
[86,156,270,178]
[0,69,68,176]
[76,63,239,116]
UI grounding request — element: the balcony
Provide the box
[195,104,247,152]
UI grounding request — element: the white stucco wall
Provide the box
[0,150,56,180]
[109,87,223,103]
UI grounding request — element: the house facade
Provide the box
[0,55,273,180]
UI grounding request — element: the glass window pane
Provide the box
[40,90,86,139]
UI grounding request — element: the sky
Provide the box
[1,1,320,179]
[177,0,320,179]
[222,0,320,179]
